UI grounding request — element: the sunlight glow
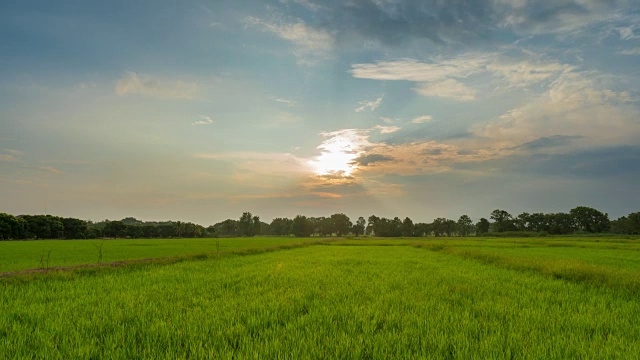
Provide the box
[309,129,371,177]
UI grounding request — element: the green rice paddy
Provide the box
[2,236,640,358]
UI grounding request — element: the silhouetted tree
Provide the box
[476,218,490,235]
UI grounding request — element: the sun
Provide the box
[308,129,369,177]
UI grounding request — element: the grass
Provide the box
[2,236,640,358]
[2,244,640,358]
[0,237,325,273]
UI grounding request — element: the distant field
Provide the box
[0,237,324,273]
[2,241,640,358]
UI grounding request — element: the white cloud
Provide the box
[414,79,476,101]
[279,0,322,11]
[380,117,397,124]
[474,71,639,148]
[617,25,640,40]
[355,95,384,112]
[245,17,333,65]
[0,149,23,162]
[115,72,197,99]
[620,48,640,55]
[411,115,433,124]
[192,115,214,126]
[274,97,296,106]
[351,55,492,82]
[487,61,573,87]
[21,166,63,174]
[373,125,401,134]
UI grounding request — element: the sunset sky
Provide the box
[1,0,639,225]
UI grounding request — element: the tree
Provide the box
[513,212,531,231]
[367,215,379,236]
[627,213,640,235]
[103,220,127,238]
[330,213,352,236]
[457,215,474,236]
[238,212,258,237]
[490,209,515,232]
[476,218,490,235]
[213,219,238,237]
[401,217,414,237]
[62,217,88,239]
[353,217,366,237]
[570,206,610,233]
[545,213,574,235]
[432,218,449,237]
[291,215,312,237]
[270,218,293,236]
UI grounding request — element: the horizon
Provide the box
[2,1,640,224]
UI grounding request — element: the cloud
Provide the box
[487,61,573,87]
[616,24,640,40]
[380,117,398,124]
[414,79,476,101]
[21,166,63,174]
[277,0,631,50]
[274,97,296,106]
[352,55,572,93]
[353,154,394,166]
[494,0,626,35]
[511,135,583,151]
[192,115,214,126]
[373,125,401,134]
[115,72,197,99]
[0,149,23,162]
[411,115,433,124]
[299,0,496,45]
[355,95,384,112]
[474,71,639,148]
[351,56,491,82]
[309,129,372,176]
[279,0,323,12]
[245,17,334,65]
[620,48,640,55]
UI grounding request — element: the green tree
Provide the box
[238,212,258,237]
[490,209,515,232]
[570,206,610,233]
[401,217,414,237]
[366,215,379,236]
[627,212,640,235]
[476,218,490,235]
[62,217,88,239]
[291,215,312,237]
[330,213,352,236]
[353,217,366,237]
[457,215,474,236]
[269,218,292,236]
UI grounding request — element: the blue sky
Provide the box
[1,0,639,224]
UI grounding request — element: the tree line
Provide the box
[1,206,639,240]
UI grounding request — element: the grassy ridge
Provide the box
[2,245,639,358]
[0,237,324,273]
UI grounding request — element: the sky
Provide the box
[1,0,640,225]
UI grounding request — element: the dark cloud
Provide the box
[283,0,628,46]
[354,153,395,166]
[321,0,496,45]
[454,145,640,178]
[512,135,583,151]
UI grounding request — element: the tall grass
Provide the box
[2,245,640,358]
[0,237,325,273]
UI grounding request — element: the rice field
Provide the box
[1,236,640,358]
[0,237,324,273]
